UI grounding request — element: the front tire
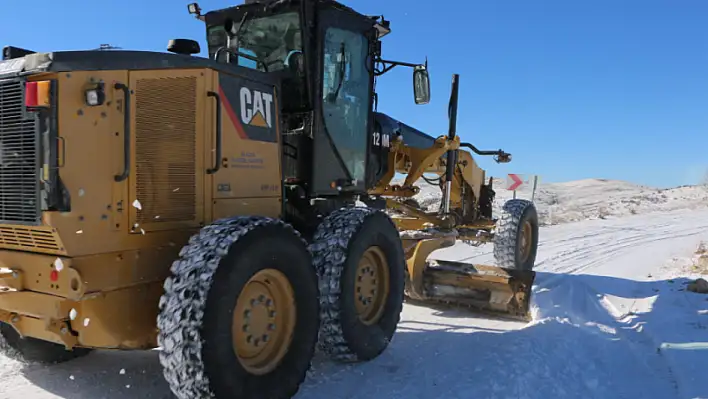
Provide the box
[157,217,320,399]
[493,199,539,270]
[310,207,405,362]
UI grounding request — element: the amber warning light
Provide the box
[25,80,51,108]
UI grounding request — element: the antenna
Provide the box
[94,44,122,51]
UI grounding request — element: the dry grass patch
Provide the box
[693,242,708,274]
[687,242,708,294]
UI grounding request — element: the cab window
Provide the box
[207,12,302,72]
[321,27,370,182]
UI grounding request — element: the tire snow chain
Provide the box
[157,216,308,399]
[308,206,378,362]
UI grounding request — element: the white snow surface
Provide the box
[2,190,708,398]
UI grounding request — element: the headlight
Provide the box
[85,82,105,106]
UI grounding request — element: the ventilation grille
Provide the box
[0,225,62,253]
[0,79,39,225]
[134,77,197,224]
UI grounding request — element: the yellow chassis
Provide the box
[0,131,529,350]
[0,248,172,350]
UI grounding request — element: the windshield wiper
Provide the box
[231,12,249,49]
[326,43,346,103]
[319,42,359,187]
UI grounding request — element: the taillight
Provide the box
[25,80,51,108]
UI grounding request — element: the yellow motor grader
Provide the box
[0,1,538,398]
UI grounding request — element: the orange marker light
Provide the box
[25,80,51,108]
[36,81,51,107]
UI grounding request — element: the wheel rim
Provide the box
[520,220,533,261]
[354,246,390,326]
[232,268,296,376]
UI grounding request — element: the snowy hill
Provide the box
[401,176,708,225]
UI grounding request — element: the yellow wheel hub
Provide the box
[520,220,532,262]
[354,246,390,326]
[232,268,296,375]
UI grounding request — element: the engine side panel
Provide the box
[41,69,205,258]
[128,69,206,233]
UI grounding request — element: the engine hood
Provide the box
[0,50,278,86]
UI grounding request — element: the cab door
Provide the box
[311,15,374,195]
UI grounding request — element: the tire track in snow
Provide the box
[537,224,708,282]
[451,220,679,266]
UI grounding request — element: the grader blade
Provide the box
[401,234,536,321]
[423,260,536,321]
[423,260,535,321]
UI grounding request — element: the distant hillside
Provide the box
[393,177,708,226]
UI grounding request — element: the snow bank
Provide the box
[611,243,708,399]
[525,233,708,399]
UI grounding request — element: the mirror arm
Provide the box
[375,63,396,76]
[378,59,420,68]
[374,58,423,76]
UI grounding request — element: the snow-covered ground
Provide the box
[1,205,708,398]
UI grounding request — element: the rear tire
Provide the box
[157,217,320,399]
[309,207,405,362]
[0,322,91,364]
[493,199,539,270]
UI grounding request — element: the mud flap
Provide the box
[422,259,535,321]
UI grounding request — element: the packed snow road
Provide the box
[1,208,707,399]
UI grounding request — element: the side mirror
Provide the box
[413,65,430,105]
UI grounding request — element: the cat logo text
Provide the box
[240,87,273,128]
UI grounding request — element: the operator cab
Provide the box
[205,7,307,112]
[188,0,430,200]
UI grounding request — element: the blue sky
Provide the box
[2,0,707,188]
